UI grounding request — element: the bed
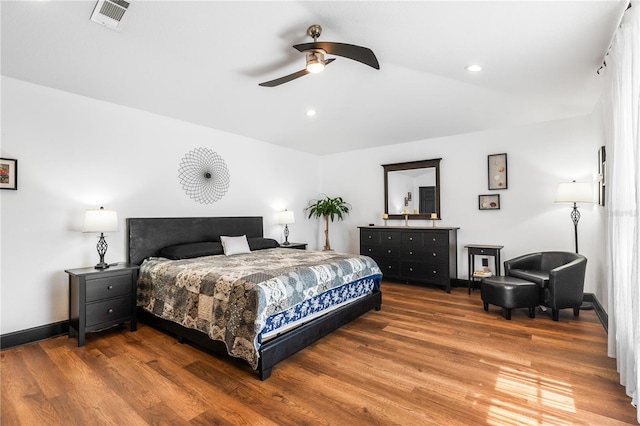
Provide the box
[127,216,382,380]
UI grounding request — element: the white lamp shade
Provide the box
[83,208,118,233]
[555,181,594,203]
[278,210,295,225]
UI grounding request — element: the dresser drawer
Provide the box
[400,246,448,262]
[423,246,449,263]
[360,229,381,245]
[423,231,450,247]
[86,273,132,302]
[363,245,400,258]
[401,232,423,246]
[86,296,132,328]
[402,262,448,285]
[373,257,400,277]
[380,231,401,246]
[399,246,428,260]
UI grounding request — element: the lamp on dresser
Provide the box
[278,210,295,245]
[83,206,118,269]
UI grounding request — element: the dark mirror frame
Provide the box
[383,158,442,220]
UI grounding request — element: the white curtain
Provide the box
[603,1,640,422]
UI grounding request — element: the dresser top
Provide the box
[359,226,460,230]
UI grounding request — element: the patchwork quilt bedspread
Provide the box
[137,248,382,368]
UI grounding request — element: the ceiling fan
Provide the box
[258,24,380,87]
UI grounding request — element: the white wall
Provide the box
[319,113,607,306]
[0,76,609,335]
[0,77,322,334]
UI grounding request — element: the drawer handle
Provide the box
[409,251,413,255]
[432,238,437,242]
[107,308,114,314]
[409,237,413,241]
[368,248,372,252]
[409,267,413,272]
[388,266,392,270]
[387,249,392,254]
[387,236,392,240]
[368,235,372,239]
[432,253,437,257]
[432,270,437,274]
[107,285,113,290]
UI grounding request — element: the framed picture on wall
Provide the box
[598,146,606,206]
[0,158,17,190]
[479,194,500,210]
[488,153,508,190]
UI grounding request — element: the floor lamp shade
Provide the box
[555,181,594,204]
[278,210,295,245]
[83,207,118,269]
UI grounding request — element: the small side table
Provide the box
[65,263,139,346]
[464,244,504,295]
[280,242,307,250]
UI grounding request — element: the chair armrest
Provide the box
[548,257,587,305]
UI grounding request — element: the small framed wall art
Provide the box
[488,153,508,190]
[0,158,17,190]
[598,146,606,206]
[479,194,500,210]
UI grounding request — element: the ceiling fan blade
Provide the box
[259,69,308,87]
[293,42,379,69]
[258,58,335,87]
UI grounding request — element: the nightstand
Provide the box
[464,244,504,295]
[280,242,307,250]
[65,263,139,346]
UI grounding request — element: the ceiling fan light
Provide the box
[306,52,325,73]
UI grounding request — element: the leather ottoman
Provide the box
[481,276,538,320]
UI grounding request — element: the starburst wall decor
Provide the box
[178,147,230,204]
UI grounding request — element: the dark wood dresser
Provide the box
[359,226,459,292]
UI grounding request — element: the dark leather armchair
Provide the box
[504,252,587,321]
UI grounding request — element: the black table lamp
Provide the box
[83,206,118,269]
[278,210,295,245]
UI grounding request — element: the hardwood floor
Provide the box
[2,281,636,425]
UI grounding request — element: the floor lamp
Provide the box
[555,180,593,309]
[555,180,594,253]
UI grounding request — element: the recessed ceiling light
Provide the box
[465,64,483,72]
[306,109,316,117]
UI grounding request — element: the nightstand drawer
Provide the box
[86,273,132,302]
[86,296,132,328]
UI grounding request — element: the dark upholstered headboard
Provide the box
[127,216,263,265]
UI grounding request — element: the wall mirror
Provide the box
[383,158,441,220]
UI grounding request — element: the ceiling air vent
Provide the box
[90,0,130,30]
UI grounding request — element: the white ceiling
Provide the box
[1,1,628,155]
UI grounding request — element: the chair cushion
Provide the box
[508,269,549,287]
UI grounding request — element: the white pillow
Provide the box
[220,235,251,256]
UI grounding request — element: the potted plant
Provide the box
[305,195,351,251]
